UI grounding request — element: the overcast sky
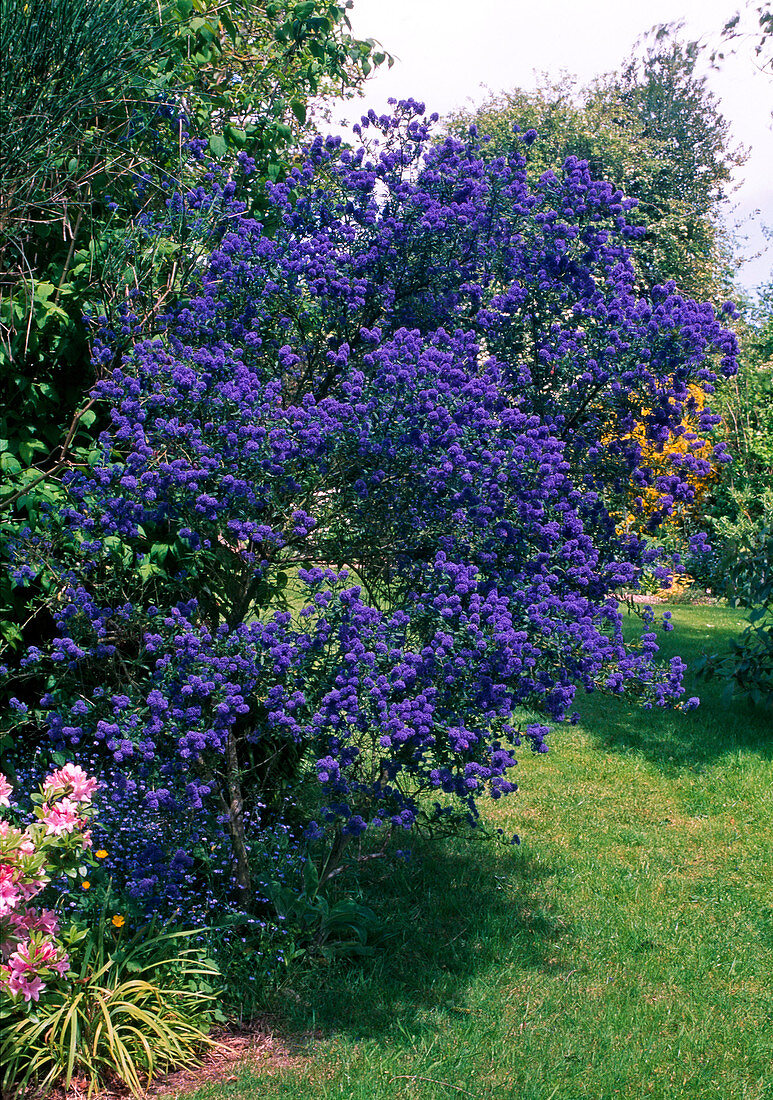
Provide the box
[340,0,772,294]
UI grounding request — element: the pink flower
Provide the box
[30,939,65,970]
[18,830,35,855]
[1,769,99,1003]
[7,970,45,1002]
[19,876,46,902]
[8,908,60,938]
[6,909,34,934]
[35,909,60,936]
[1,766,100,1006]
[41,798,82,837]
[44,764,98,804]
[0,864,20,917]
[8,937,68,982]
[0,821,36,854]
[51,951,70,977]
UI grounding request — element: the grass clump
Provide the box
[1,922,220,1098]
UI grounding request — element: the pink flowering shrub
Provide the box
[0,765,97,1004]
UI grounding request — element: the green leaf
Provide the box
[208,133,228,158]
[33,281,57,302]
[225,124,247,147]
[290,99,307,125]
[303,858,319,898]
[18,439,46,465]
[219,9,237,40]
[138,560,161,582]
[0,453,22,476]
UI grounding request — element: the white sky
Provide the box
[341,0,772,294]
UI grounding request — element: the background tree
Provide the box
[448,26,744,304]
[694,3,773,707]
[710,286,773,539]
[717,3,773,76]
[695,287,773,707]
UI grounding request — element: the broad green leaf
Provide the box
[0,453,21,476]
[303,857,319,897]
[208,133,228,158]
[19,439,46,465]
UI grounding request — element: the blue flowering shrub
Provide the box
[2,102,738,927]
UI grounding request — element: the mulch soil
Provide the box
[42,1021,308,1100]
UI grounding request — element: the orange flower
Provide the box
[81,880,90,890]
[111,915,125,928]
[95,849,108,859]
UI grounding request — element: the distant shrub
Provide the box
[698,524,773,709]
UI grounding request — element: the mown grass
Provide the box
[178,605,773,1100]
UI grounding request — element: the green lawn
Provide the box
[178,605,773,1100]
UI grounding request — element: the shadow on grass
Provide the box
[578,610,773,772]
[267,834,563,1043]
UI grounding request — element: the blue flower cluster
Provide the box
[5,101,738,912]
